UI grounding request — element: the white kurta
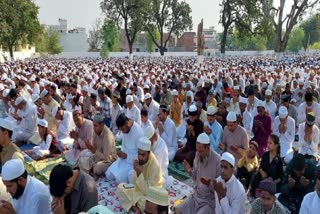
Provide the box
[152,135,169,180]
[297,102,320,125]
[144,99,159,124]
[298,123,319,157]
[264,100,277,121]
[56,111,75,148]
[300,191,320,214]
[126,105,141,125]
[14,102,37,142]
[273,115,295,163]
[12,176,52,214]
[106,122,144,183]
[214,175,246,214]
[157,117,177,161]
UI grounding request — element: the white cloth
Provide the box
[264,100,277,121]
[152,135,169,180]
[144,99,159,124]
[0,177,11,202]
[299,191,320,214]
[298,123,319,157]
[214,175,246,214]
[236,110,253,136]
[273,115,295,163]
[33,134,53,157]
[126,105,141,125]
[157,117,177,161]
[12,175,51,214]
[14,102,37,142]
[297,102,320,125]
[56,111,75,142]
[106,122,144,183]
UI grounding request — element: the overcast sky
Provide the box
[34,0,306,33]
[34,0,223,32]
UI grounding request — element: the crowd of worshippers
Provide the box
[0,55,320,213]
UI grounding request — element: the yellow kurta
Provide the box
[169,101,182,126]
[117,152,162,212]
[42,99,59,133]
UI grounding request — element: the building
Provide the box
[176,32,196,52]
[202,26,219,50]
[47,19,89,52]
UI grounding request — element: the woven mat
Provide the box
[168,161,190,181]
[96,177,193,214]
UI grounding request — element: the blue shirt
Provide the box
[204,120,223,153]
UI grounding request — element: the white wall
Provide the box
[0,48,36,62]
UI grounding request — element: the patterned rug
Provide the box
[96,177,194,214]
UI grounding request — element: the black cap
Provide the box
[116,113,128,127]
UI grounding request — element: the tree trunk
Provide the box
[160,47,165,56]
[9,45,14,61]
[128,42,133,54]
[220,28,228,54]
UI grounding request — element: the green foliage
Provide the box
[101,0,147,53]
[145,27,160,53]
[300,14,320,50]
[100,20,119,57]
[0,0,42,59]
[47,31,63,55]
[35,26,48,54]
[144,0,192,55]
[287,27,305,52]
[309,41,320,49]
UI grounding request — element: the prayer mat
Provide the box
[96,177,193,214]
[168,161,190,180]
[25,155,66,185]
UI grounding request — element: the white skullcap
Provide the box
[14,96,25,106]
[188,105,197,113]
[196,81,203,88]
[38,119,48,128]
[257,100,265,108]
[0,118,13,131]
[2,159,25,181]
[186,90,193,97]
[29,76,36,82]
[265,89,272,96]
[221,152,235,167]
[290,98,296,103]
[143,85,149,89]
[32,94,40,103]
[40,89,49,98]
[144,124,155,139]
[172,89,178,96]
[261,82,268,89]
[2,89,10,98]
[233,85,240,90]
[144,93,152,100]
[226,111,237,122]
[278,106,288,118]
[137,136,151,151]
[81,85,89,92]
[197,133,210,144]
[126,95,133,103]
[207,106,217,115]
[51,106,59,117]
[239,97,247,104]
[126,89,132,95]
[299,79,304,85]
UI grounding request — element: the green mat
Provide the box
[168,161,190,180]
[25,155,66,185]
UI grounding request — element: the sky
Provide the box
[34,0,223,33]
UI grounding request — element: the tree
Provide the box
[100,19,120,57]
[309,41,320,49]
[0,0,41,60]
[47,31,63,55]
[88,19,102,52]
[145,27,160,53]
[101,0,147,55]
[35,26,49,54]
[144,0,193,55]
[287,27,305,52]
[261,0,320,53]
[300,14,320,50]
[219,0,262,54]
